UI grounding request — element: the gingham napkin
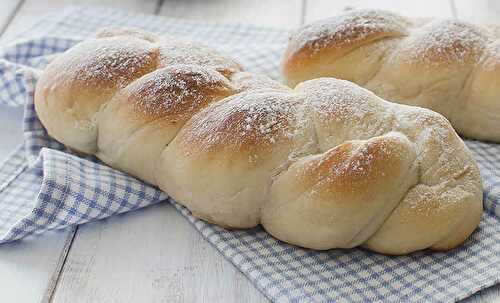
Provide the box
[0,6,499,303]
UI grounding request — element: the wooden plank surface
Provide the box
[304,0,454,22]
[453,0,500,23]
[0,106,23,159]
[1,1,499,303]
[0,0,23,36]
[0,230,76,303]
[0,1,78,303]
[159,0,303,28]
[1,0,159,42]
[51,204,268,303]
[0,98,74,303]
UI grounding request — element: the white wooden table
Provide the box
[0,1,499,302]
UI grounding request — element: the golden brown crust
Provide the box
[115,65,235,122]
[50,37,160,90]
[159,42,243,77]
[34,35,162,153]
[35,36,160,124]
[281,134,412,208]
[310,137,408,199]
[282,9,409,78]
[177,90,300,155]
[282,9,500,142]
[396,20,487,67]
[35,27,483,255]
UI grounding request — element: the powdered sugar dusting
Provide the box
[344,144,376,177]
[324,142,378,182]
[128,64,233,119]
[287,9,409,56]
[40,27,481,247]
[230,72,289,92]
[329,134,405,184]
[160,42,242,76]
[288,9,498,70]
[69,37,158,88]
[290,77,478,212]
[183,90,299,152]
[397,20,487,66]
[482,41,500,71]
[300,78,377,123]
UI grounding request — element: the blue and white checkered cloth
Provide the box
[0,6,499,303]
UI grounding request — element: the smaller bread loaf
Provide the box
[35,28,483,255]
[282,9,500,142]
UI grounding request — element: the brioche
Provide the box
[282,9,500,142]
[35,28,483,254]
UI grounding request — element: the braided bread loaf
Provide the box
[282,9,500,142]
[35,28,482,255]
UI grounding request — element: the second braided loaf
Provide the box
[282,9,500,142]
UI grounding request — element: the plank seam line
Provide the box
[300,0,307,25]
[43,226,79,303]
[449,0,458,19]
[0,0,25,38]
[155,0,166,15]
